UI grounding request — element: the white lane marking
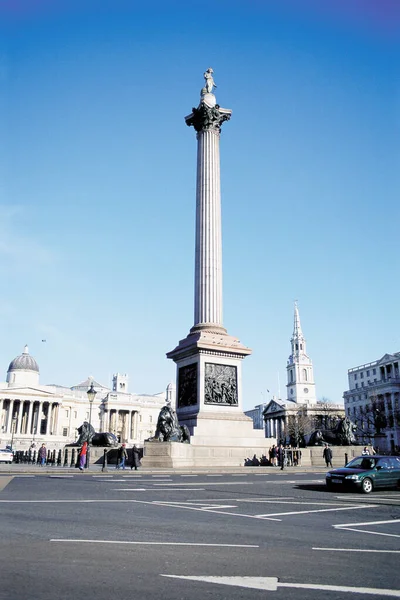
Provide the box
[279,582,400,596]
[161,575,400,596]
[238,497,295,502]
[122,479,171,482]
[49,475,74,478]
[153,482,253,486]
[152,501,281,521]
[187,497,295,502]
[314,547,400,554]
[246,500,345,506]
[12,475,35,478]
[342,495,400,500]
[335,518,400,528]
[152,502,238,509]
[51,539,258,547]
[112,488,206,492]
[180,475,198,477]
[255,505,375,518]
[336,527,400,539]
[206,475,222,477]
[92,475,113,478]
[0,499,194,503]
[334,518,400,539]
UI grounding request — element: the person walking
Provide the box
[323,444,333,468]
[278,444,285,470]
[362,446,370,456]
[131,445,141,471]
[79,441,87,471]
[271,445,278,467]
[38,443,47,466]
[116,443,128,470]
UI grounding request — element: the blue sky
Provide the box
[0,0,399,409]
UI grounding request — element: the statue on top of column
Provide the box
[202,68,217,95]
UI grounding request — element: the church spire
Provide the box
[293,302,303,340]
[291,301,306,357]
[286,302,317,405]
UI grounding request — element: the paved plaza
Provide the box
[1,468,399,599]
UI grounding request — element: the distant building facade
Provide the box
[261,304,344,444]
[0,345,175,449]
[244,403,267,431]
[343,352,400,452]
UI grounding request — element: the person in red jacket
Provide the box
[79,441,87,471]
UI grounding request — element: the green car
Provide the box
[326,455,400,494]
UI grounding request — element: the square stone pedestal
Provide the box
[142,435,274,468]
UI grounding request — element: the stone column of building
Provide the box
[51,404,59,435]
[130,411,136,439]
[9,401,14,435]
[15,401,22,434]
[45,403,51,435]
[26,401,34,436]
[20,402,27,434]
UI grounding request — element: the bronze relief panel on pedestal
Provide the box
[204,363,238,406]
[177,363,198,408]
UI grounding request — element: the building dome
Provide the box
[8,345,39,374]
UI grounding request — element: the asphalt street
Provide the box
[1,468,399,600]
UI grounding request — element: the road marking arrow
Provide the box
[161,575,400,597]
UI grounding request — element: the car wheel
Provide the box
[361,477,373,494]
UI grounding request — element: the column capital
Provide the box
[185,101,232,134]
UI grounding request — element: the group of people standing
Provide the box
[115,443,141,470]
[76,442,141,471]
[246,445,302,469]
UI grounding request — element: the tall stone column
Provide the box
[166,70,257,439]
[190,108,227,331]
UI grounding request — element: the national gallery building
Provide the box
[0,346,174,450]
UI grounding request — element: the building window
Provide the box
[355,383,358,389]
[74,411,77,419]
[361,382,364,388]
[354,374,358,380]
[290,370,293,383]
[373,368,376,375]
[65,410,69,419]
[63,428,68,437]
[360,372,364,379]
[302,369,307,381]
[366,370,370,376]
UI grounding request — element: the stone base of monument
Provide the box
[300,446,365,467]
[143,414,275,467]
[142,443,366,469]
[142,441,272,468]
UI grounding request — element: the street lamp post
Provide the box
[10,416,17,452]
[86,383,97,470]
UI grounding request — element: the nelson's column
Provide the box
[160,70,269,465]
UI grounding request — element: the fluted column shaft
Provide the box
[194,128,223,328]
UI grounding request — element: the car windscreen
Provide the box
[346,457,375,469]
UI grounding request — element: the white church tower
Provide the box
[286,303,317,405]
